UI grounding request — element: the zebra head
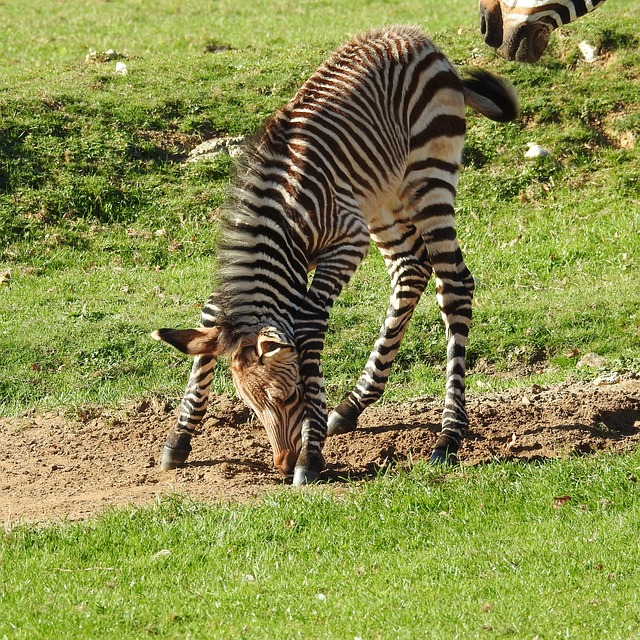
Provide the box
[479,0,564,62]
[153,325,304,478]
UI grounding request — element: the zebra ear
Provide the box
[256,328,295,361]
[152,326,227,356]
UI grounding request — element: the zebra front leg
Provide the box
[160,354,216,470]
[292,304,332,485]
[293,236,369,484]
[429,250,474,465]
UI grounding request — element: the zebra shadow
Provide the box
[322,420,442,483]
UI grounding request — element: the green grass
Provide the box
[1,0,639,414]
[3,454,640,639]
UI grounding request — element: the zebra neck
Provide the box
[216,199,310,343]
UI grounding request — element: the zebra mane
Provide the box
[212,115,307,336]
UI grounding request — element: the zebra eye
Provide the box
[259,341,284,359]
[265,385,285,402]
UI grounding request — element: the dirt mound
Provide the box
[2,376,639,525]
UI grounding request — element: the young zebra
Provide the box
[153,25,519,485]
[478,0,608,62]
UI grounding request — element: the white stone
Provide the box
[578,41,599,63]
[524,142,550,158]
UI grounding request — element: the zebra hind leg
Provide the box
[328,228,431,437]
[429,251,475,466]
[160,354,216,470]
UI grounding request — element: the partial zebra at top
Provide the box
[479,0,608,62]
[154,25,519,484]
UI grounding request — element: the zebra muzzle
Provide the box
[273,449,298,478]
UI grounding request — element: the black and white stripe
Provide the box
[479,0,608,62]
[154,25,519,483]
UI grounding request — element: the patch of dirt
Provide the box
[2,376,640,525]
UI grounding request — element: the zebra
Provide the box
[153,25,519,485]
[479,0,608,62]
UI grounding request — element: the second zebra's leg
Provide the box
[159,354,216,470]
[429,243,474,465]
[328,222,431,435]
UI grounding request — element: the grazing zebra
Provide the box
[479,0,608,62]
[153,25,519,485]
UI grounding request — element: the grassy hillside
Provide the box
[1,0,638,416]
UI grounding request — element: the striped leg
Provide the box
[328,220,431,435]
[429,243,474,464]
[159,354,216,470]
[159,296,221,470]
[293,232,369,485]
[408,163,474,463]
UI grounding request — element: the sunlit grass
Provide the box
[1,0,638,416]
[3,454,640,638]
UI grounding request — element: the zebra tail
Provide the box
[461,69,520,122]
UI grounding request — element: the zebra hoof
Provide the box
[429,448,458,466]
[292,467,320,486]
[327,410,357,436]
[159,433,192,470]
[159,445,192,470]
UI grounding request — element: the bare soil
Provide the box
[2,376,640,525]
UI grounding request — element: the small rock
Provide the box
[85,49,124,64]
[115,61,128,75]
[187,136,246,162]
[525,142,550,159]
[577,353,607,369]
[594,372,620,386]
[578,41,599,63]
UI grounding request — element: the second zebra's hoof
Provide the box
[327,410,357,436]
[429,449,458,466]
[292,467,320,486]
